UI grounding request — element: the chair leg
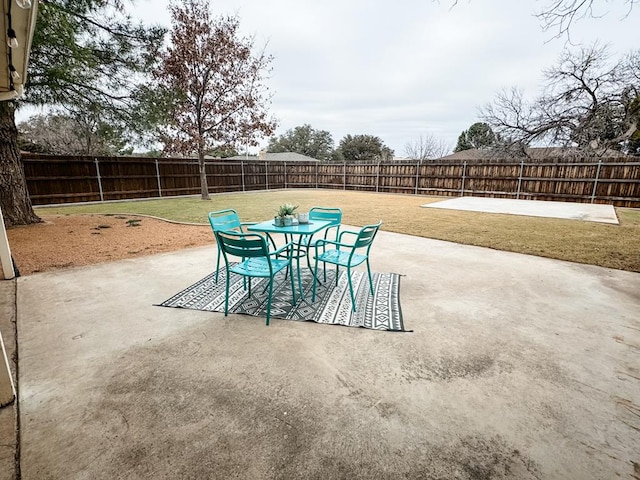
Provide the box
[283,234,291,280]
[224,267,230,316]
[290,260,297,305]
[266,278,273,326]
[295,254,303,300]
[215,244,221,283]
[241,257,247,289]
[266,233,277,251]
[366,259,374,295]
[261,277,270,294]
[347,266,357,312]
[312,258,319,302]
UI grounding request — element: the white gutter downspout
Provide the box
[0,206,16,407]
[0,327,15,406]
[0,207,14,280]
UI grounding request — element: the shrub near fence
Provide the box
[21,153,640,208]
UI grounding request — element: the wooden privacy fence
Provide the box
[22,154,640,208]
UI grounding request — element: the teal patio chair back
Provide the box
[309,206,342,224]
[209,209,269,283]
[309,206,342,241]
[215,231,295,325]
[306,207,343,277]
[208,209,244,233]
[312,220,382,312]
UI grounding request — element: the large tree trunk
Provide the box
[0,102,41,227]
[198,143,210,200]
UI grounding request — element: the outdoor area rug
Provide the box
[158,266,407,331]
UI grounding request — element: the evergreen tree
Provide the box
[454,122,497,152]
[1,0,165,226]
[267,124,334,160]
[337,134,394,162]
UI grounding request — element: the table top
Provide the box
[248,219,333,235]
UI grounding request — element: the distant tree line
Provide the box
[267,125,395,162]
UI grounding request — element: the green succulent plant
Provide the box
[277,203,298,218]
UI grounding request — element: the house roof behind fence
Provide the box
[437,147,629,162]
[226,152,319,162]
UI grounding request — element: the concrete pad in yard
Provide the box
[16,232,640,479]
[423,196,619,224]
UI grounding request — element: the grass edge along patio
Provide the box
[34,189,640,273]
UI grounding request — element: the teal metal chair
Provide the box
[311,221,382,312]
[208,209,274,283]
[215,231,296,326]
[305,206,343,280]
[309,206,342,235]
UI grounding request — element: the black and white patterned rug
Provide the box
[158,266,407,331]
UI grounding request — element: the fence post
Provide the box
[590,160,602,203]
[343,162,346,190]
[460,161,467,197]
[516,160,524,199]
[315,162,319,189]
[415,161,420,195]
[241,161,246,192]
[265,161,269,190]
[376,161,380,192]
[154,159,162,197]
[284,161,287,189]
[94,158,104,202]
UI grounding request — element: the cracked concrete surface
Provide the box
[14,230,640,479]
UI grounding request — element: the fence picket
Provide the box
[154,159,162,197]
[516,161,523,199]
[591,160,602,203]
[94,158,104,202]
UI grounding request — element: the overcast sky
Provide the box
[133,0,637,156]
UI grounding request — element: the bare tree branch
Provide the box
[536,0,637,38]
[446,0,636,38]
[480,44,640,155]
[404,134,451,160]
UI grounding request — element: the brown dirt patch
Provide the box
[7,214,213,276]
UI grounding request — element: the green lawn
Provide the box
[37,189,640,272]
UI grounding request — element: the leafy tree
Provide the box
[480,44,640,154]
[454,122,497,152]
[207,145,239,158]
[267,124,334,160]
[337,134,394,162]
[153,0,277,200]
[1,0,165,227]
[18,113,132,155]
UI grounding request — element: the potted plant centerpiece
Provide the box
[275,203,298,227]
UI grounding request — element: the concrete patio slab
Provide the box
[16,231,640,479]
[423,196,619,224]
